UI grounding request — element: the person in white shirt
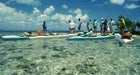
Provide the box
[100,18,104,35]
[68,20,76,34]
[108,18,115,33]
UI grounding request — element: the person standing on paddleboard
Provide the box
[87,19,91,32]
[78,18,82,32]
[68,20,76,34]
[93,19,98,36]
[103,19,108,35]
[120,18,126,36]
[108,18,115,34]
[100,18,104,35]
[42,21,47,33]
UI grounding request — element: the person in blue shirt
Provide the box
[78,18,82,32]
[93,19,98,36]
[42,21,47,32]
[103,19,108,35]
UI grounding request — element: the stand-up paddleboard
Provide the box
[122,38,134,43]
[0,33,76,40]
[0,35,28,40]
[29,34,76,39]
[68,35,115,40]
[115,34,134,43]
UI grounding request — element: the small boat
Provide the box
[1,35,29,40]
[68,35,115,40]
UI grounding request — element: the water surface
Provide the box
[0,32,140,75]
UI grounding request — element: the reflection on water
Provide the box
[0,37,140,75]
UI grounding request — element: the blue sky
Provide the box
[0,0,140,31]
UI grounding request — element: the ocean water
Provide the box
[0,32,140,75]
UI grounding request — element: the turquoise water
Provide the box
[0,32,140,75]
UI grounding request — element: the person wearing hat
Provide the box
[100,18,104,35]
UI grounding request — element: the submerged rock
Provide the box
[52,46,66,51]
[51,54,61,58]
[136,45,140,48]
[42,44,49,49]
[75,61,99,74]
[27,44,33,47]
[11,72,18,75]
[94,41,99,43]
[40,55,47,59]
[135,62,140,65]
[0,59,7,65]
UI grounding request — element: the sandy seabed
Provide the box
[0,37,140,75]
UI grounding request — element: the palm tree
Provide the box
[136,22,140,30]
[116,15,136,34]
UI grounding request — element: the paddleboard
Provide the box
[0,33,76,40]
[29,34,76,39]
[115,33,134,43]
[1,35,28,40]
[68,35,115,40]
[122,38,134,43]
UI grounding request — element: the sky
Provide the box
[0,0,140,31]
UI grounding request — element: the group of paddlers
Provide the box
[24,17,132,39]
[68,18,115,36]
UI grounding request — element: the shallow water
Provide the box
[0,36,140,75]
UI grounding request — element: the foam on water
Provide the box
[0,37,140,75]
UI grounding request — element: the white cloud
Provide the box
[68,9,73,13]
[110,0,125,5]
[82,14,89,20]
[39,14,51,21]
[0,3,38,30]
[0,2,90,31]
[73,8,82,14]
[51,13,73,21]
[62,4,68,9]
[33,7,41,15]
[8,0,41,6]
[75,14,88,20]
[44,5,55,15]
[125,4,140,9]
[0,3,15,14]
[72,8,89,20]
